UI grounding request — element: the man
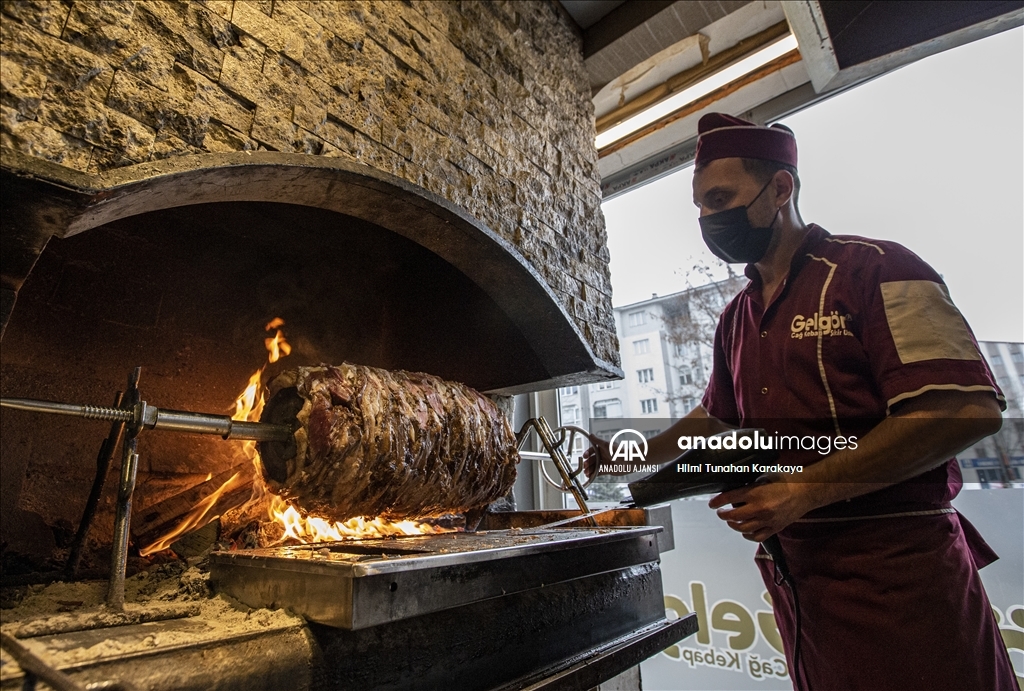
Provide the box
[588,113,1016,690]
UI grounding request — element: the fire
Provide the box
[264,323,291,364]
[268,495,445,543]
[141,318,446,556]
[140,472,247,556]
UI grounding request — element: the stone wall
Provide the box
[0,0,618,365]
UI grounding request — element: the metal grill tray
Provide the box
[209,527,661,630]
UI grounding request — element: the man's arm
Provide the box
[583,405,734,476]
[709,389,1003,542]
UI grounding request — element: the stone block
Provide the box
[1,20,114,102]
[202,119,258,152]
[231,0,304,62]
[327,93,380,138]
[218,51,263,105]
[61,0,137,56]
[179,62,253,134]
[250,105,296,151]
[0,58,47,117]
[37,83,155,156]
[223,28,265,74]
[1,102,92,171]
[1,0,73,37]
[291,100,325,132]
[270,1,324,44]
[352,129,400,174]
[194,0,232,21]
[294,0,366,50]
[309,114,355,154]
[411,0,449,35]
[105,68,207,146]
[298,32,357,95]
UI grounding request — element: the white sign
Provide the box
[641,488,1024,690]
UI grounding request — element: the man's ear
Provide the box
[773,170,795,207]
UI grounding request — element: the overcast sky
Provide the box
[603,27,1023,343]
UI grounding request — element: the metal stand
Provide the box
[516,417,597,522]
[1,367,292,607]
[106,368,142,610]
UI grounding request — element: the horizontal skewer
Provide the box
[0,397,292,442]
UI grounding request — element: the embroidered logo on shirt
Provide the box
[790,311,854,340]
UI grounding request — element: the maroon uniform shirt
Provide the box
[701,224,1016,690]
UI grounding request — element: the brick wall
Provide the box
[0,0,618,366]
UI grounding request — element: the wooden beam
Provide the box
[598,50,803,160]
[595,21,792,134]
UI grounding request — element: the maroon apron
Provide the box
[756,508,1018,690]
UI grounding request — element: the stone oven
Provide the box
[1,0,623,566]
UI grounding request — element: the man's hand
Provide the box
[708,389,1002,541]
[708,475,814,542]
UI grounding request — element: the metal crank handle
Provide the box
[0,397,292,442]
[551,424,601,489]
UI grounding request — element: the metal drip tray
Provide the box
[209,527,661,630]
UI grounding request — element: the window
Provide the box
[638,368,654,383]
[673,343,686,358]
[594,381,617,390]
[640,398,658,414]
[1011,350,1024,364]
[682,397,697,412]
[559,385,579,396]
[633,339,650,355]
[679,368,693,386]
[593,399,623,419]
[561,405,581,426]
[990,354,1004,366]
[628,311,646,327]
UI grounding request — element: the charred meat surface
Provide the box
[258,365,518,521]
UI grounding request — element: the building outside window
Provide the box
[561,405,581,426]
[638,368,654,383]
[640,398,658,414]
[593,399,623,419]
[633,339,650,355]
[628,311,646,327]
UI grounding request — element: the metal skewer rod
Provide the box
[0,398,292,442]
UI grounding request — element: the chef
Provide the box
[588,113,1016,690]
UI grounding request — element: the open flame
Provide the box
[269,495,445,542]
[141,318,446,556]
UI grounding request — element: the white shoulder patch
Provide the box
[879,280,981,364]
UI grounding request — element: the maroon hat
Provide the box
[694,113,797,167]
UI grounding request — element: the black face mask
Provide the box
[698,178,780,264]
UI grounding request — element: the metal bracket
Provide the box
[516,418,596,521]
